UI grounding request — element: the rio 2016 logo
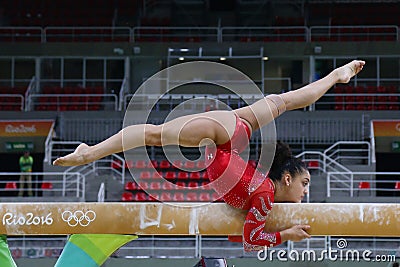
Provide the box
[2,212,53,226]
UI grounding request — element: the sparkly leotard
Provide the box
[205,115,282,251]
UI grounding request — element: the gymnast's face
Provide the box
[282,169,310,203]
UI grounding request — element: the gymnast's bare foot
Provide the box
[335,60,365,84]
[53,143,90,166]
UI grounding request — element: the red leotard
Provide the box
[205,115,282,251]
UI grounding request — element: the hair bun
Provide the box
[270,141,292,171]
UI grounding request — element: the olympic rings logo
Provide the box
[61,210,96,227]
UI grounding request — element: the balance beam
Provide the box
[0,202,398,236]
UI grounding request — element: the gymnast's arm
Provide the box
[241,193,310,251]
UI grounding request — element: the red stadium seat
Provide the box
[150,182,161,190]
[134,192,148,201]
[111,160,122,169]
[164,171,176,180]
[177,172,189,180]
[307,160,319,169]
[159,160,171,169]
[189,172,201,180]
[186,192,198,201]
[151,171,162,179]
[125,160,134,169]
[172,192,185,201]
[5,182,17,190]
[121,192,134,202]
[135,160,147,169]
[124,181,136,191]
[41,182,53,190]
[160,192,172,201]
[161,182,175,190]
[188,181,198,188]
[196,160,206,169]
[199,192,211,202]
[395,181,400,190]
[172,160,182,169]
[148,192,159,202]
[140,171,151,179]
[358,181,370,189]
[148,160,158,169]
[138,181,149,190]
[176,181,186,188]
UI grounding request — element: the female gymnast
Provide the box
[54,60,365,251]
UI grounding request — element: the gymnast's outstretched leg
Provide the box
[53,110,237,166]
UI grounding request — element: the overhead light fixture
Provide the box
[220,57,226,61]
[262,57,269,61]
[180,48,189,52]
[179,57,185,61]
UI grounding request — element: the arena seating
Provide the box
[0,86,26,111]
[333,85,399,111]
[120,158,224,202]
[35,86,104,111]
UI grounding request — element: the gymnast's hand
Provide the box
[53,143,90,166]
[335,60,365,84]
[280,224,311,242]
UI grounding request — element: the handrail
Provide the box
[119,76,128,111]
[98,182,105,202]
[43,122,55,163]
[25,76,36,111]
[327,172,400,197]
[0,172,84,199]
[43,26,132,42]
[2,25,397,43]
[0,94,24,111]
[132,26,220,42]
[323,141,371,166]
[27,93,119,111]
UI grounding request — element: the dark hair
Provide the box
[268,141,307,182]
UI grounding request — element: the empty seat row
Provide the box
[124,180,210,191]
[0,86,27,94]
[121,191,223,202]
[42,86,103,94]
[136,171,208,181]
[112,159,209,170]
[334,85,398,94]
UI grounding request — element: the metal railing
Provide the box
[98,182,105,202]
[310,25,399,42]
[220,26,308,42]
[5,235,399,260]
[24,76,36,111]
[96,154,126,184]
[26,93,118,111]
[327,172,400,197]
[0,94,24,111]
[132,26,220,42]
[0,172,85,199]
[1,25,398,43]
[44,27,132,42]
[324,141,371,166]
[315,93,400,111]
[43,122,55,164]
